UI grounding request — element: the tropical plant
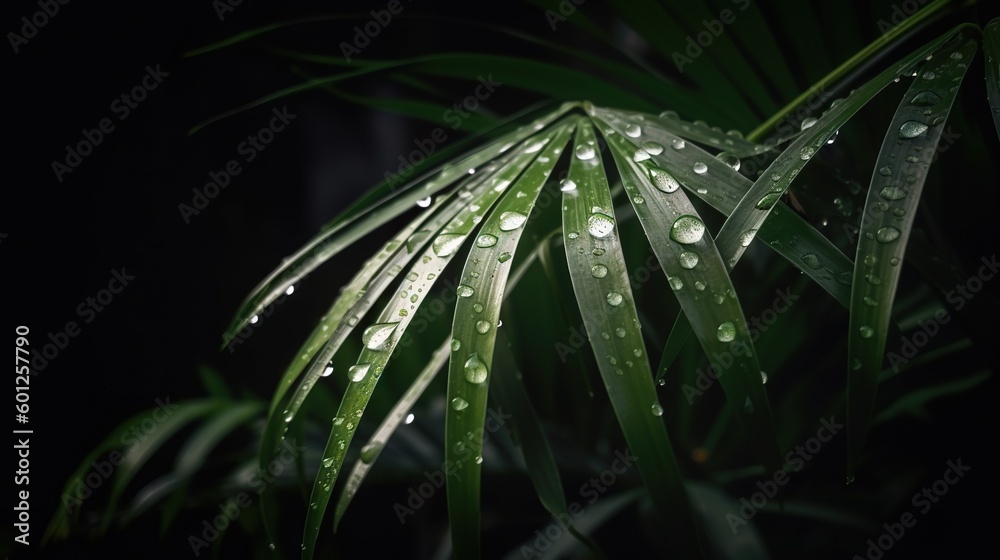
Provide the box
[48,1,999,558]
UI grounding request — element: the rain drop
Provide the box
[641,141,664,155]
[716,151,741,171]
[648,165,680,193]
[669,215,706,244]
[362,323,399,350]
[716,321,736,342]
[433,234,466,257]
[464,353,488,384]
[876,226,901,243]
[348,363,371,382]
[587,213,616,238]
[879,186,907,200]
[476,234,498,248]
[457,284,475,298]
[910,91,942,106]
[801,253,821,269]
[678,250,700,269]
[575,144,596,160]
[499,211,527,231]
[899,121,928,138]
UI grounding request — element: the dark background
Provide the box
[4,1,999,559]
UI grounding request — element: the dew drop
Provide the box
[910,91,942,106]
[433,234,466,257]
[716,321,736,342]
[716,151,741,171]
[678,250,700,269]
[348,363,371,382]
[863,296,877,307]
[859,325,874,338]
[499,211,527,231]
[464,353,488,383]
[498,252,512,263]
[416,196,432,208]
[671,138,686,150]
[451,338,461,351]
[800,117,817,131]
[591,264,608,278]
[899,121,928,139]
[756,191,782,210]
[669,215,705,244]
[799,146,816,160]
[362,322,399,350]
[648,165,680,193]
[250,315,259,324]
[575,144,596,160]
[321,366,334,377]
[559,178,577,192]
[606,292,624,306]
[693,162,708,174]
[876,226,901,243]
[651,403,664,417]
[457,284,475,298]
[668,276,684,290]
[878,166,892,176]
[625,123,642,137]
[587,213,615,238]
[879,186,907,200]
[801,253,821,269]
[641,141,664,155]
[475,320,491,334]
[451,397,469,411]
[739,229,757,247]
